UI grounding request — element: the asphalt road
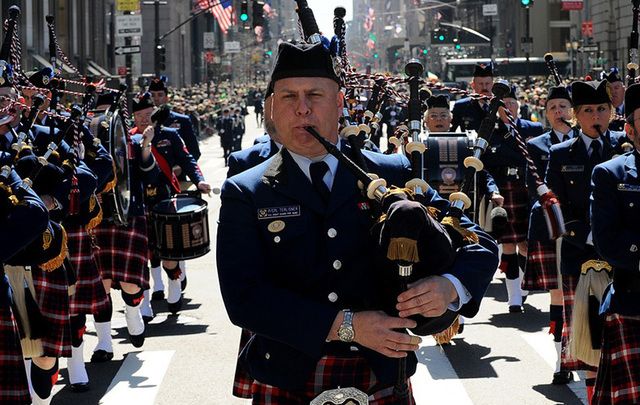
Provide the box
[50,109,587,405]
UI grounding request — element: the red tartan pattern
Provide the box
[497,181,529,244]
[66,225,110,316]
[92,216,150,289]
[561,273,598,372]
[0,287,31,404]
[594,313,640,405]
[31,265,72,358]
[232,328,254,398]
[251,355,415,404]
[523,240,560,291]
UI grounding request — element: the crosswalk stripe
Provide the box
[521,332,588,404]
[411,337,473,405]
[99,350,175,405]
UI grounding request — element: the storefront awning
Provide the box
[87,60,113,78]
[31,54,76,74]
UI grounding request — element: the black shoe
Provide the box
[522,294,529,304]
[181,276,187,292]
[457,323,465,334]
[552,371,573,385]
[70,382,90,393]
[129,332,145,348]
[168,298,182,315]
[90,350,114,363]
[142,315,154,325]
[509,305,524,313]
[151,290,164,301]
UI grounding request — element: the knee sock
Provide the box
[517,253,527,274]
[70,314,87,348]
[163,263,182,281]
[501,254,519,280]
[549,304,564,342]
[93,294,113,352]
[585,378,596,404]
[121,289,144,307]
[140,289,153,318]
[30,359,59,399]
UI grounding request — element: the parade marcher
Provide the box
[483,85,543,313]
[217,107,235,166]
[451,62,494,132]
[217,41,498,404]
[380,97,405,146]
[524,85,575,384]
[590,83,640,405]
[254,91,264,126]
[546,79,626,403]
[232,106,246,152]
[601,68,626,132]
[0,154,50,405]
[133,93,211,315]
[148,77,201,161]
[88,92,161,364]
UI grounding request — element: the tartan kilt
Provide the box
[497,181,529,244]
[66,224,110,316]
[561,273,598,372]
[31,265,72,358]
[232,328,254,398]
[0,275,30,404]
[251,355,415,404]
[593,313,640,405]
[522,239,559,291]
[92,216,150,290]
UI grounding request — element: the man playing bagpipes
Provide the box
[451,62,494,132]
[524,84,576,385]
[590,83,640,404]
[482,85,544,313]
[545,79,627,403]
[217,40,499,404]
[85,91,162,366]
[0,155,51,405]
[131,93,211,316]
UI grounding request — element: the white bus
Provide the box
[443,56,571,83]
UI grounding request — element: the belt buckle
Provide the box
[311,387,369,405]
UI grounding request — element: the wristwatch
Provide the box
[337,310,355,343]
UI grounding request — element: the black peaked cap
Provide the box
[570,80,611,107]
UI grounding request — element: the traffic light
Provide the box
[432,28,448,43]
[520,0,534,7]
[453,38,462,51]
[422,49,428,55]
[239,0,249,22]
[252,0,265,28]
[373,52,379,59]
[156,45,166,71]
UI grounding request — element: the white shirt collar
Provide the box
[579,131,603,152]
[552,128,570,143]
[288,141,340,190]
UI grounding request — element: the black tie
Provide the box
[310,161,330,204]
[589,141,602,167]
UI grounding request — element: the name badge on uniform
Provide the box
[257,205,301,220]
[617,183,640,192]
[157,139,171,147]
[561,165,584,172]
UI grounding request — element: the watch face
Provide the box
[338,326,355,343]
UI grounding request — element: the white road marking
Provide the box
[99,350,175,405]
[521,332,587,404]
[411,336,473,405]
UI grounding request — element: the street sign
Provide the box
[581,21,593,37]
[115,14,143,38]
[203,32,215,49]
[580,45,598,52]
[561,0,584,11]
[116,0,140,12]
[482,4,498,16]
[114,45,141,55]
[224,41,241,54]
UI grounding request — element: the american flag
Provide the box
[196,0,234,34]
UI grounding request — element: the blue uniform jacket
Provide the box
[0,157,49,262]
[545,131,625,275]
[166,111,201,161]
[591,151,640,315]
[126,134,161,217]
[482,119,544,187]
[147,126,204,189]
[451,97,486,132]
[227,138,278,177]
[217,147,498,390]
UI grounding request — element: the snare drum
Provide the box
[423,132,473,197]
[149,195,210,260]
